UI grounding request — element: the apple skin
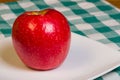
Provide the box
[12,9,71,70]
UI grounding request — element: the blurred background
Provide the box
[0,0,119,9]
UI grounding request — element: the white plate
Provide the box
[0,32,120,80]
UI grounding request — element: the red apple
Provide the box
[12,9,71,70]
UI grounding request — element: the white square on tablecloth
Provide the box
[90,11,107,16]
[44,0,70,12]
[1,13,16,20]
[68,15,82,20]
[54,7,70,12]
[78,2,95,9]
[102,20,120,27]
[103,71,120,80]
[87,33,106,40]
[44,0,59,4]
[115,30,120,35]
[0,4,9,10]
[75,23,93,30]
[18,2,35,8]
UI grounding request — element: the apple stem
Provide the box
[26,9,49,16]
[29,10,48,16]
[39,9,48,16]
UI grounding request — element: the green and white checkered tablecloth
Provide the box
[0,0,120,80]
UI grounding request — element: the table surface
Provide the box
[107,0,120,8]
[0,0,120,9]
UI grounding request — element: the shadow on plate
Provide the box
[0,42,31,71]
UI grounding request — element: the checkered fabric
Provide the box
[0,0,120,80]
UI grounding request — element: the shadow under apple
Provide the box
[0,39,30,71]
